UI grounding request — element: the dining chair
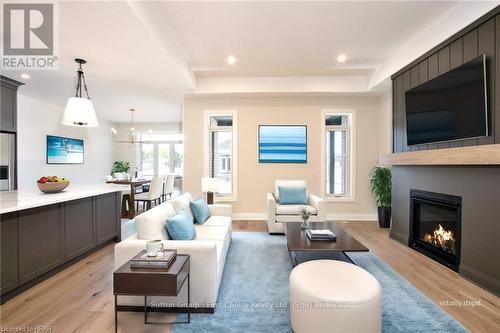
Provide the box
[134,176,163,212]
[162,174,176,202]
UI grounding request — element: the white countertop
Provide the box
[0,184,129,214]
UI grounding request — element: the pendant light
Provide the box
[129,107,136,143]
[112,108,147,144]
[61,58,99,127]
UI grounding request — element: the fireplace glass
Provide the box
[415,203,457,255]
[410,190,461,271]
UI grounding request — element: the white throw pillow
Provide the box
[135,202,176,240]
[169,193,194,222]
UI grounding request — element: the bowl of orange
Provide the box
[37,176,70,194]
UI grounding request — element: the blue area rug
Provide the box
[173,232,467,333]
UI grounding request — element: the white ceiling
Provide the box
[160,1,457,77]
[6,1,499,123]
[10,1,191,123]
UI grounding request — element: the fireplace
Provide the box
[409,190,462,271]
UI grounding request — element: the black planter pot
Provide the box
[377,206,391,228]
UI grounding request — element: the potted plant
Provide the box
[369,166,392,228]
[300,206,311,230]
[112,161,130,180]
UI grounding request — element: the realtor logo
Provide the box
[2,2,58,70]
[4,3,53,55]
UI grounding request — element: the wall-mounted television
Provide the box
[258,125,307,163]
[47,135,84,164]
[405,54,488,146]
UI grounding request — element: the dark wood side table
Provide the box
[113,254,190,332]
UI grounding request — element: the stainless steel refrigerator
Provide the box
[0,132,16,191]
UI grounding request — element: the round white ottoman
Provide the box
[289,260,381,333]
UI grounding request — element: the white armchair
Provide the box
[267,180,326,234]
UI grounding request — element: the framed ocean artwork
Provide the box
[46,135,84,164]
[258,125,307,163]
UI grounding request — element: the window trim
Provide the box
[203,110,238,202]
[320,109,356,202]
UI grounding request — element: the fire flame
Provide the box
[423,224,455,254]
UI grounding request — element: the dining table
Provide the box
[106,179,151,218]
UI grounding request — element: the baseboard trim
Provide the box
[460,264,500,296]
[233,213,378,221]
[232,213,267,220]
[326,213,378,221]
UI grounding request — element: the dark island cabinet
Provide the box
[0,191,121,303]
[1,213,18,294]
[65,198,95,260]
[18,204,65,284]
[95,193,119,245]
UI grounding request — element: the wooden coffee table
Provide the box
[284,222,368,266]
[113,254,190,332]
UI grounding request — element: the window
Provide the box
[138,133,183,177]
[141,143,154,177]
[205,111,237,200]
[158,144,170,176]
[174,144,183,176]
[220,155,231,173]
[323,112,354,199]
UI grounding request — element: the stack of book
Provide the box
[130,249,177,269]
[306,229,337,241]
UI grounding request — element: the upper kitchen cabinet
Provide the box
[0,76,24,133]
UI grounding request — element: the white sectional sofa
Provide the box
[114,193,232,311]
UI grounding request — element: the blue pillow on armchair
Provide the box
[165,210,196,240]
[278,186,307,205]
[190,198,211,224]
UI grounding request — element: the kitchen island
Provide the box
[0,185,127,303]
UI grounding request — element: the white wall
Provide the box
[378,89,393,155]
[17,94,114,190]
[183,95,381,220]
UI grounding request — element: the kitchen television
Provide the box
[46,135,84,164]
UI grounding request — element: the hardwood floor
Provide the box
[1,220,498,332]
[340,221,500,333]
[232,220,268,232]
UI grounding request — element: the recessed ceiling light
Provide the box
[226,55,237,65]
[21,73,30,79]
[337,54,347,63]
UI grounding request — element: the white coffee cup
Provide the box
[146,240,163,257]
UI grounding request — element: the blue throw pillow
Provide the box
[278,186,307,205]
[190,198,211,224]
[165,210,196,240]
